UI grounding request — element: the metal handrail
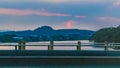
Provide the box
[0,42,120,50]
[0,43,120,46]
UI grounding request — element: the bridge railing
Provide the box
[0,41,120,51]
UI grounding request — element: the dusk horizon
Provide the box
[1,1,120,67]
[0,0,120,31]
[0,25,96,32]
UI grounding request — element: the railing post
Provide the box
[77,41,81,50]
[15,45,17,50]
[50,41,54,50]
[18,41,26,50]
[104,41,108,51]
[18,42,21,50]
[22,41,26,50]
[48,41,54,50]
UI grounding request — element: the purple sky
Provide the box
[0,0,120,31]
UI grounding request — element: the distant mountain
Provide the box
[34,26,54,32]
[0,26,95,42]
[34,26,55,36]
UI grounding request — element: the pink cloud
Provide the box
[0,8,71,17]
[75,16,86,18]
[66,21,72,28]
[65,20,74,29]
[36,0,108,3]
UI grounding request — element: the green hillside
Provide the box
[90,26,120,43]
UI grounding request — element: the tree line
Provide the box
[90,26,120,43]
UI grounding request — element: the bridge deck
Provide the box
[0,50,120,56]
[0,50,120,65]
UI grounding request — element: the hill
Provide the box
[90,26,120,42]
[0,26,95,42]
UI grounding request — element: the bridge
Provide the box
[0,41,120,65]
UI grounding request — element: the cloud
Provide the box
[75,16,86,18]
[65,21,74,28]
[38,0,80,3]
[0,0,108,3]
[0,8,88,18]
[112,0,120,6]
[36,0,108,3]
[96,16,120,28]
[109,0,120,8]
[97,16,120,22]
[0,8,71,17]
[0,0,79,3]
[63,20,98,30]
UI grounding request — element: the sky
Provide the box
[0,0,120,31]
